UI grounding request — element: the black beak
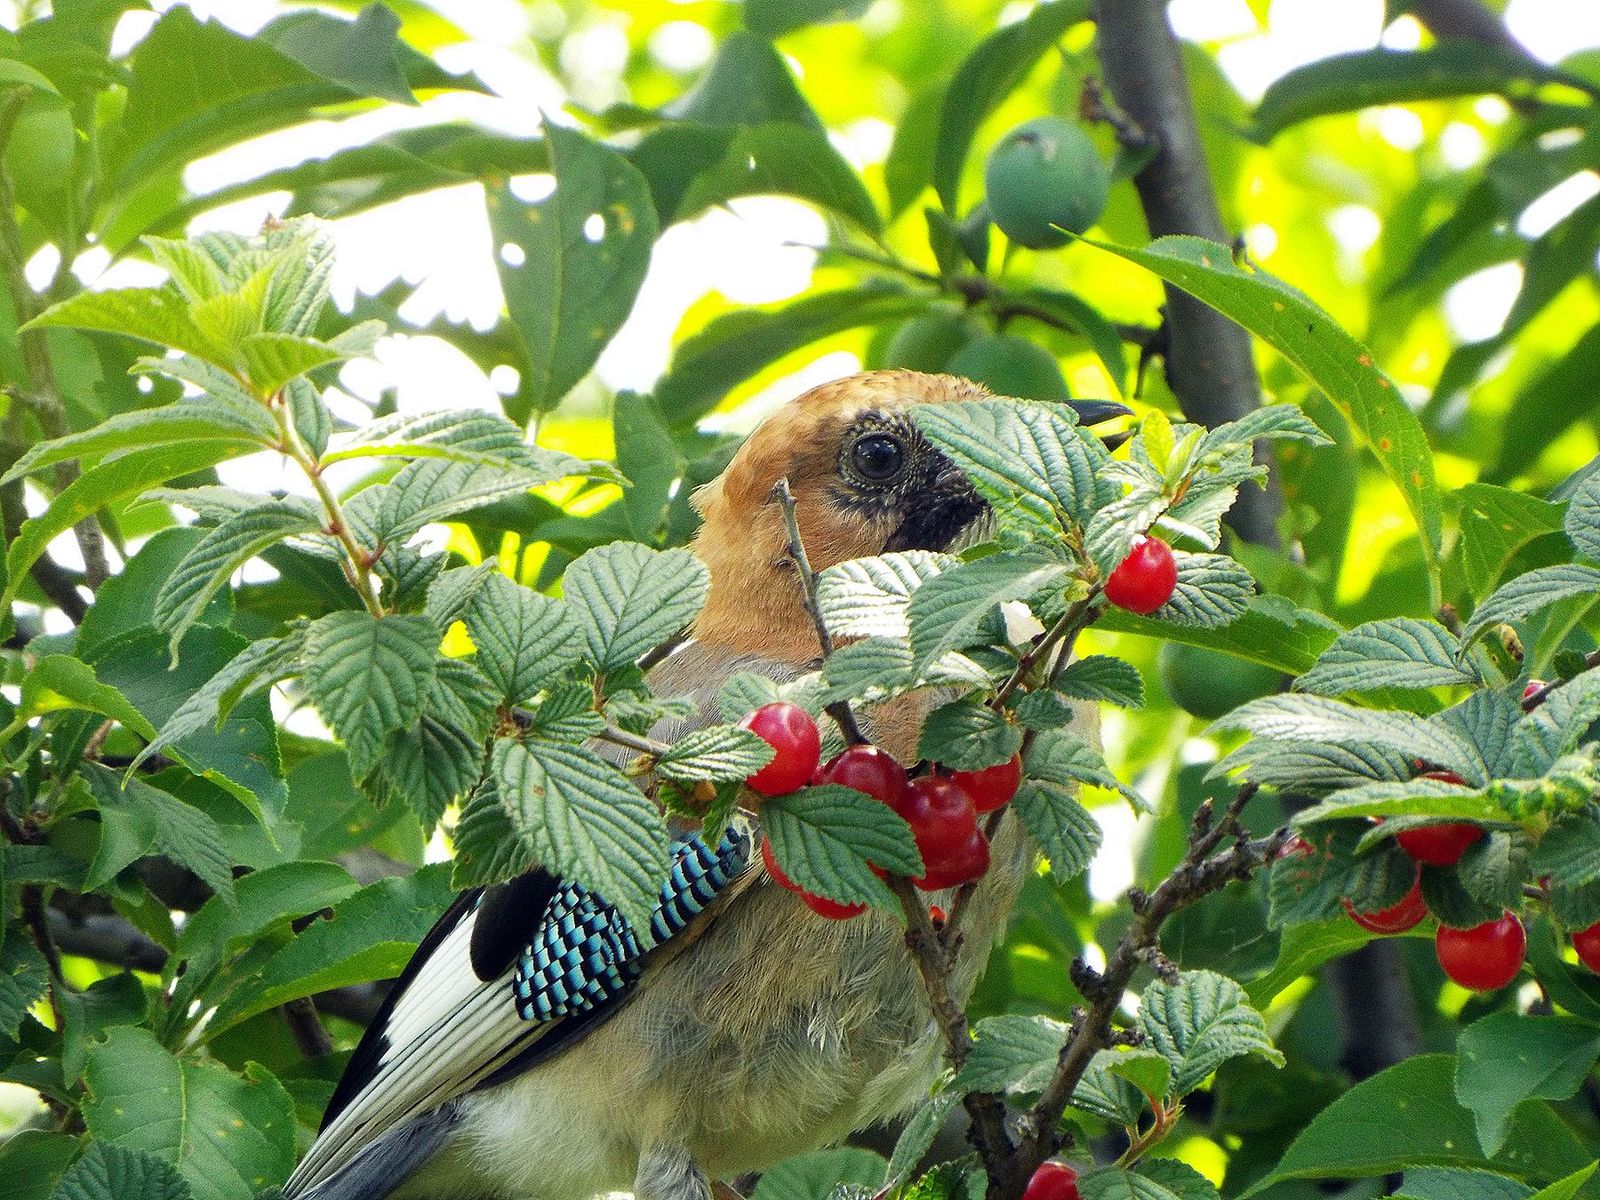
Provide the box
[1066,399,1133,450]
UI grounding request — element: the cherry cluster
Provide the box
[737,702,1022,919]
[1328,759,1600,993]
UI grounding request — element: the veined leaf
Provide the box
[1025,727,1141,806]
[1456,483,1566,601]
[461,571,584,704]
[366,658,499,828]
[656,725,774,783]
[1051,655,1144,708]
[16,656,156,739]
[0,404,276,487]
[1013,780,1101,881]
[952,1013,1068,1093]
[49,1142,193,1200]
[817,551,955,640]
[303,612,440,778]
[564,543,709,672]
[1153,552,1255,628]
[1462,565,1600,647]
[907,549,1071,667]
[1137,970,1283,1095]
[917,699,1022,771]
[492,738,671,938]
[81,765,234,905]
[1563,470,1600,562]
[761,783,923,909]
[1296,617,1479,695]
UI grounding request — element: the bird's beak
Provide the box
[1066,399,1134,449]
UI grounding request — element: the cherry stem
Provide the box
[1521,649,1600,711]
[769,477,869,746]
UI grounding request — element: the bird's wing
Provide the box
[284,821,755,1198]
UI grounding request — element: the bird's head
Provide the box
[689,369,1125,660]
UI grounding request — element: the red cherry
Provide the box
[760,836,803,894]
[1342,874,1427,934]
[1103,536,1178,615]
[801,892,866,920]
[818,744,909,807]
[1396,823,1483,866]
[1436,913,1526,992]
[1573,922,1600,973]
[1022,1162,1081,1200]
[739,702,821,796]
[893,776,983,890]
[929,905,947,924]
[948,754,1023,814]
[1524,680,1544,700]
[918,827,990,890]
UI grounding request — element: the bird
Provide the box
[283,370,1124,1200]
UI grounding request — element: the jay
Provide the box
[283,370,1121,1200]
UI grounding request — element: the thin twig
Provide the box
[769,478,868,745]
[1522,650,1600,711]
[596,723,673,758]
[281,997,335,1058]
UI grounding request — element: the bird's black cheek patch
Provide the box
[884,490,988,552]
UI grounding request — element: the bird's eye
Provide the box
[849,433,906,484]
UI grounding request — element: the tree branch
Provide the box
[1406,0,1535,58]
[1094,0,1281,547]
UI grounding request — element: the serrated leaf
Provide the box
[657,725,774,783]
[327,410,596,478]
[366,658,498,827]
[917,699,1022,771]
[0,404,276,488]
[81,765,234,905]
[1081,1160,1221,1200]
[750,1149,886,1200]
[565,543,709,672]
[1203,404,1332,451]
[492,738,671,937]
[1516,673,1600,772]
[1025,728,1141,806]
[451,777,537,889]
[521,681,608,744]
[1456,1014,1600,1156]
[1439,689,1524,780]
[1211,694,1482,783]
[1296,618,1479,695]
[912,399,1110,538]
[817,551,955,640]
[426,560,500,629]
[1268,823,1417,928]
[153,499,321,661]
[1293,777,1503,825]
[1458,832,1528,909]
[0,937,49,1041]
[1564,471,1600,562]
[1137,970,1283,1096]
[1462,565,1600,647]
[462,571,584,703]
[82,1028,294,1200]
[909,549,1070,667]
[1013,780,1102,881]
[50,1143,193,1200]
[718,673,787,722]
[761,783,922,909]
[303,612,440,778]
[1531,809,1600,886]
[1213,737,1414,793]
[1052,655,1144,707]
[952,1013,1067,1092]
[820,637,917,704]
[1152,552,1255,628]
[1070,1049,1150,1124]
[135,633,303,773]
[346,457,592,545]
[884,1087,963,1188]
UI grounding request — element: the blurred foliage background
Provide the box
[3,0,1600,1197]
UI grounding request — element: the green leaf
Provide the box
[152,500,321,662]
[365,658,498,827]
[82,1027,294,1200]
[1050,655,1144,708]
[743,0,868,37]
[1081,1160,1221,1200]
[1395,1169,1534,1200]
[1137,970,1282,1096]
[303,612,440,777]
[750,1149,886,1200]
[908,549,1071,668]
[0,404,276,488]
[1085,236,1442,588]
[1531,811,1600,886]
[564,543,709,672]
[953,1013,1068,1093]
[3,442,255,610]
[1525,1165,1600,1200]
[1296,617,1478,695]
[1267,822,1417,928]
[23,285,232,366]
[16,656,156,739]
[1250,43,1566,141]
[49,1142,192,1200]
[491,120,656,417]
[1491,329,1600,485]
[58,973,150,1084]
[461,571,584,704]
[0,937,49,1041]
[1025,728,1141,806]
[653,286,925,428]
[667,29,823,128]
[912,399,1109,539]
[1101,594,1339,677]
[206,865,455,1035]
[1153,552,1255,628]
[426,560,500,629]
[817,551,955,640]
[1564,471,1600,562]
[260,4,417,105]
[885,1088,963,1188]
[762,783,923,908]
[1215,736,1414,793]
[1239,1055,1592,1195]
[820,637,918,704]
[345,457,594,546]
[81,765,234,905]
[1210,694,1481,783]
[0,1130,78,1200]
[328,409,601,478]
[918,699,1022,771]
[1463,566,1600,647]
[1455,1013,1600,1156]
[492,738,671,937]
[1245,918,1376,1007]
[656,725,774,783]
[1456,484,1567,601]
[1012,780,1101,882]
[931,0,1090,210]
